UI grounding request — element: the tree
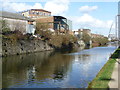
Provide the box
[82,32,91,44]
[0,20,10,33]
[35,22,52,40]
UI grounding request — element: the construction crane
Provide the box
[108,15,118,41]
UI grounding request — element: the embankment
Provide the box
[2,39,53,56]
[87,46,120,88]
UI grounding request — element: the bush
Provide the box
[35,21,77,48]
[92,37,109,46]
[35,22,52,40]
[49,34,77,48]
[82,32,91,44]
[0,20,10,34]
[49,35,63,48]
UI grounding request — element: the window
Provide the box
[43,13,45,16]
[32,11,35,14]
[36,12,39,15]
[48,13,50,16]
[39,12,43,15]
[29,11,31,14]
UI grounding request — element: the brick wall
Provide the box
[35,16,54,29]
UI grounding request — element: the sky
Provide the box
[1,0,119,36]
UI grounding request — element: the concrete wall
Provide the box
[1,17,36,34]
[1,17,27,34]
[2,39,53,56]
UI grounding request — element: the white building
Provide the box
[0,11,36,34]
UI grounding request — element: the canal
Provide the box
[2,45,117,88]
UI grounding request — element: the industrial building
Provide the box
[36,16,72,33]
[20,9,51,19]
[20,9,72,33]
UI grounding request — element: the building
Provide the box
[20,9,72,33]
[91,33,105,38]
[20,9,51,19]
[36,16,72,33]
[118,1,120,41]
[74,29,91,38]
[0,11,36,34]
[78,29,91,36]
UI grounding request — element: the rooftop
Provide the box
[20,9,51,13]
[31,9,51,13]
[54,16,67,19]
[0,11,34,21]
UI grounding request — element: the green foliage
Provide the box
[0,20,10,33]
[88,47,119,88]
[36,22,49,32]
[82,32,91,44]
[36,21,77,48]
[2,30,23,44]
[92,37,109,45]
[49,35,63,48]
[88,58,116,88]
[2,30,34,44]
[35,22,52,40]
[62,34,77,45]
[49,34,77,48]
[110,47,120,58]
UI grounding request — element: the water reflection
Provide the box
[2,46,117,88]
[2,51,74,88]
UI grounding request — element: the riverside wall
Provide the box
[2,39,53,56]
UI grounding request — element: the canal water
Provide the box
[2,45,117,88]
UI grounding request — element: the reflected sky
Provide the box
[2,46,117,88]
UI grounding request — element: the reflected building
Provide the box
[2,51,74,88]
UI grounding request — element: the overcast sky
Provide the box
[1,0,119,36]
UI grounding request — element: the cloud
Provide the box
[44,0,70,15]
[79,6,98,13]
[2,0,70,15]
[2,2,43,12]
[69,14,114,35]
[32,3,43,9]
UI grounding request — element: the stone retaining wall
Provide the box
[2,39,53,56]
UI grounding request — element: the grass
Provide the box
[87,46,120,88]
[110,47,120,59]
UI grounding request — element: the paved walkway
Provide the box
[108,59,120,89]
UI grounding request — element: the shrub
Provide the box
[49,35,63,48]
[49,34,77,48]
[92,37,109,45]
[35,21,77,48]
[82,32,91,44]
[35,22,52,40]
[0,20,10,34]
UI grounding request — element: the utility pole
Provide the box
[115,15,118,40]
[118,1,120,45]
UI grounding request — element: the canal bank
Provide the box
[2,45,117,88]
[2,37,81,57]
[2,39,53,57]
[108,58,120,88]
[88,46,120,88]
